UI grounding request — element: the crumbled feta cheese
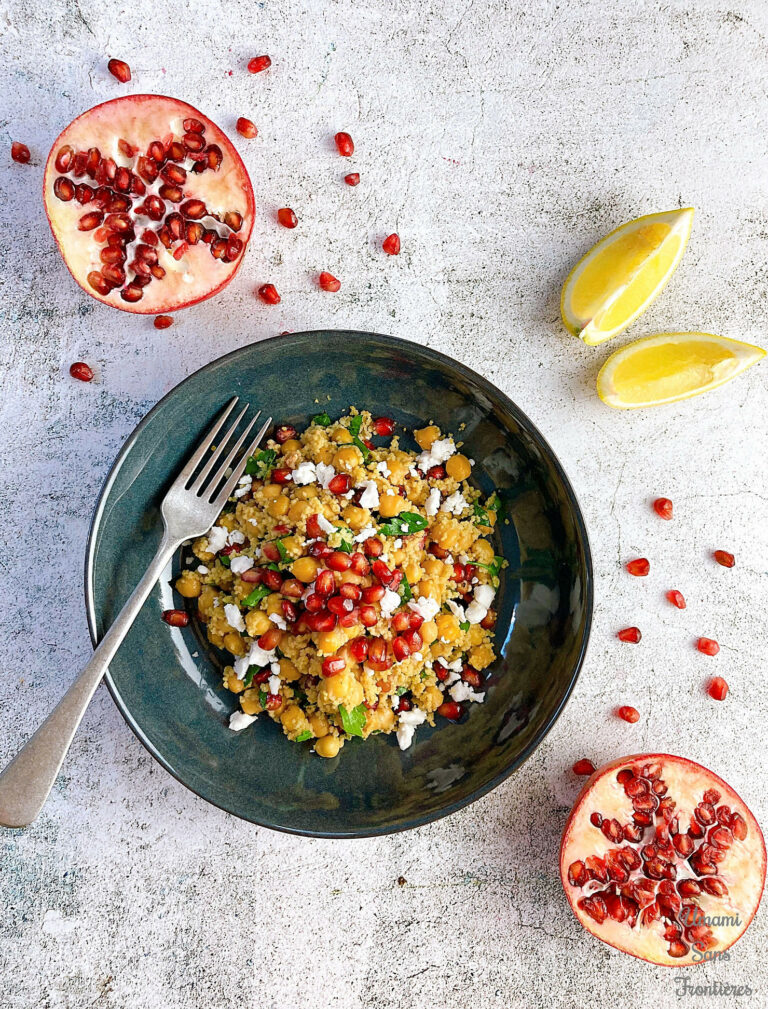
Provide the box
[315,463,336,489]
[234,474,253,498]
[270,662,281,675]
[380,589,401,617]
[474,584,495,608]
[450,681,485,703]
[413,652,423,662]
[234,640,276,677]
[425,487,441,517]
[465,582,496,624]
[268,674,281,694]
[447,599,466,622]
[291,462,316,485]
[358,480,380,510]
[269,613,287,630]
[397,707,427,750]
[445,669,462,686]
[234,485,250,498]
[408,596,440,622]
[376,461,391,477]
[354,526,377,542]
[343,490,355,500]
[441,491,469,515]
[229,555,254,575]
[394,538,402,549]
[228,530,245,546]
[417,437,456,473]
[206,525,228,554]
[229,711,257,731]
[316,514,336,535]
[224,604,245,632]
[446,658,463,671]
[408,466,419,478]
[197,565,209,575]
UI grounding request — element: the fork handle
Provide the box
[0,530,179,828]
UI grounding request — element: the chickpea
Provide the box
[262,483,283,499]
[319,670,364,707]
[315,734,342,758]
[343,504,369,530]
[288,500,312,523]
[365,705,395,734]
[280,438,301,455]
[415,425,440,450]
[175,570,202,598]
[198,585,220,613]
[240,689,262,715]
[316,627,348,654]
[281,705,310,734]
[223,668,246,694]
[423,557,447,578]
[385,456,411,484]
[404,561,423,584]
[379,493,407,518]
[339,569,362,584]
[279,658,301,681]
[309,711,330,737]
[474,539,495,564]
[331,427,353,444]
[436,612,461,642]
[468,624,486,645]
[292,556,319,583]
[281,535,303,558]
[470,643,495,669]
[391,548,405,566]
[296,486,318,500]
[223,631,246,657]
[266,593,285,616]
[268,495,290,518]
[417,579,439,600]
[421,685,444,712]
[245,609,271,636]
[420,620,438,644]
[333,445,363,473]
[446,454,471,481]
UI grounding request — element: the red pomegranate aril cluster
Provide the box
[713,550,735,568]
[617,626,641,643]
[697,637,720,656]
[11,141,30,164]
[382,233,400,255]
[107,59,131,83]
[69,361,94,382]
[708,676,729,701]
[318,272,341,292]
[248,55,271,73]
[277,207,298,229]
[626,557,650,577]
[236,117,258,139]
[258,283,281,304]
[344,172,360,186]
[334,132,354,156]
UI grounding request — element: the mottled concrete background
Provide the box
[1,0,767,1006]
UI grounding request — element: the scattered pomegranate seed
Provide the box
[327,550,352,572]
[392,636,411,662]
[653,497,673,520]
[617,706,640,723]
[626,558,650,576]
[371,559,393,584]
[321,654,346,678]
[274,424,296,443]
[363,537,383,558]
[265,692,282,710]
[572,759,596,776]
[258,283,281,305]
[69,361,94,382]
[162,609,189,627]
[328,473,351,495]
[318,271,341,292]
[372,416,395,436]
[666,589,686,609]
[11,142,30,164]
[334,131,354,156]
[277,207,298,229]
[617,626,641,643]
[258,627,283,651]
[107,59,131,83]
[382,233,401,255]
[697,637,720,656]
[437,701,463,721]
[236,117,258,139]
[708,676,729,701]
[344,172,360,186]
[153,315,173,330]
[714,550,735,568]
[247,55,272,74]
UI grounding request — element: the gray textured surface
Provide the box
[1,0,767,1006]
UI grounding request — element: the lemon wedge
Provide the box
[597,332,765,409]
[562,208,694,345]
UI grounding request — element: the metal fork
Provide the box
[0,398,271,828]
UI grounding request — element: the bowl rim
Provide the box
[84,329,593,837]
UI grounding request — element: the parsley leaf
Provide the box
[475,555,504,578]
[348,415,370,461]
[295,729,312,742]
[473,503,491,526]
[258,688,268,708]
[219,554,231,568]
[486,494,502,513]
[245,448,277,480]
[339,703,367,737]
[396,686,408,695]
[274,539,290,563]
[459,620,470,632]
[311,411,332,427]
[339,539,354,553]
[379,511,428,537]
[243,665,259,687]
[242,584,271,607]
[399,574,412,603]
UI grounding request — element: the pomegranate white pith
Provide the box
[560,753,765,967]
[43,95,255,314]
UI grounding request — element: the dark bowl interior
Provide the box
[85,331,592,836]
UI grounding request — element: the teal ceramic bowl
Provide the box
[85,331,592,837]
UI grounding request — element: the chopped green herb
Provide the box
[243,665,259,687]
[274,539,290,563]
[399,574,412,603]
[396,686,408,696]
[242,584,271,607]
[379,511,428,537]
[459,620,471,632]
[476,555,504,578]
[348,415,370,461]
[339,539,354,553]
[311,411,332,427]
[472,503,491,526]
[295,730,312,742]
[339,703,367,737]
[245,448,277,480]
[219,554,231,568]
[258,688,268,708]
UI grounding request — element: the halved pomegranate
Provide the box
[43,95,255,314]
[560,753,765,966]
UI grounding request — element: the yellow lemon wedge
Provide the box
[561,208,695,345]
[597,332,765,409]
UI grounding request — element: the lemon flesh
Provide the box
[562,209,694,345]
[597,332,765,409]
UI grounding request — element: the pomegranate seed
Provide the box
[344,172,360,186]
[274,424,297,443]
[653,497,673,520]
[327,551,352,572]
[714,550,735,568]
[666,589,686,609]
[78,211,104,231]
[309,541,332,559]
[339,582,362,601]
[258,627,283,651]
[396,697,412,713]
[277,207,298,229]
[265,693,282,710]
[408,611,424,630]
[382,233,400,255]
[372,416,395,436]
[258,283,281,304]
[697,637,720,656]
[313,570,334,597]
[318,272,341,292]
[247,55,272,73]
[328,473,351,495]
[349,637,369,663]
[162,609,189,627]
[236,117,258,139]
[304,593,324,613]
[281,578,304,599]
[334,132,354,156]
[427,464,446,480]
[617,626,641,643]
[69,362,94,382]
[708,676,729,701]
[359,605,378,627]
[107,58,131,83]
[403,628,422,651]
[392,636,410,662]
[322,654,346,677]
[350,553,369,576]
[11,142,30,164]
[362,584,385,603]
[437,701,463,721]
[367,637,392,671]
[262,542,281,563]
[154,315,173,330]
[371,559,393,585]
[462,666,482,689]
[363,537,383,557]
[626,558,650,576]
[572,759,596,776]
[617,706,640,723]
[262,569,283,591]
[392,611,411,633]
